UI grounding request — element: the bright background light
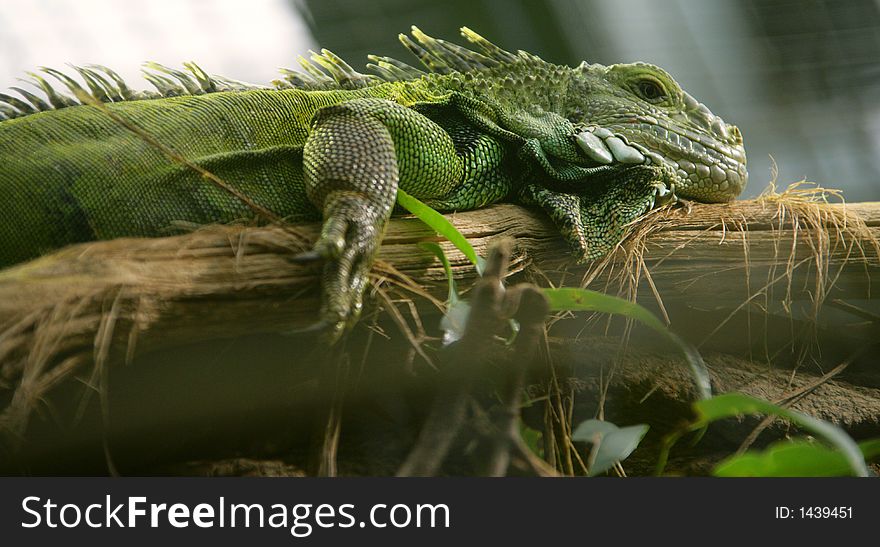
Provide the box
[0,0,315,90]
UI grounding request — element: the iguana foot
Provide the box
[649,177,677,209]
[290,190,388,339]
[575,128,682,212]
[314,192,385,337]
[671,196,694,214]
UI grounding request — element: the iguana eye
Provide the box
[635,79,667,102]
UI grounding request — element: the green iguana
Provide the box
[0,27,747,337]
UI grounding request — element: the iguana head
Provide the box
[380,27,747,204]
[567,62,747,202]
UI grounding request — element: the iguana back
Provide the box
[0,81,444,265]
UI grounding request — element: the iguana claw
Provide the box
[306,193,383,341]
[673,196,694,214]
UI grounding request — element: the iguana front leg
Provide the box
[301,98,464,339]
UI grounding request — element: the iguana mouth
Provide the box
[606,115,748,203]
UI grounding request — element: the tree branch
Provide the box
[1,200,879,440]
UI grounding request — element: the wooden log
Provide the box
[2,199,879,370]
[1,199,879,439]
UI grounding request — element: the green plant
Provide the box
[658,393,870,477]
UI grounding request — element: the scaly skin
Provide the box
[0,27,747,338]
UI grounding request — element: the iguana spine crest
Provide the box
[0,26,532,120]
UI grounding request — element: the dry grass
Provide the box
[535,178,880,469]
[0,223,316,447]
[564,178,878,344]
[0,230,449,450]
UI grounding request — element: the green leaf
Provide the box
[543,287,711,400]
[440,300,471,346]
[519,421,544,459]
[419,241,470,345]
[859,438,880,460]
[572,419,620,440]
[397,189,483,274]
[696,393,866,476]
[544,287,666,331]
[713,439,863,477]
[658,393,869,477]
[572,419,649,476]
[592,425,650,477]
[419,242,458,305]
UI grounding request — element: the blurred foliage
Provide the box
[660,393,870,477]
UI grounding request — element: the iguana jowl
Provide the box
[0,27,747,337]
